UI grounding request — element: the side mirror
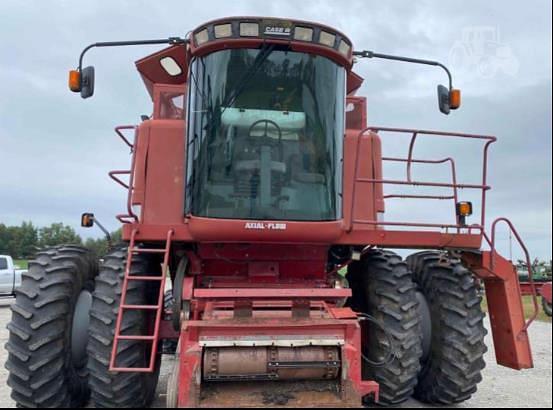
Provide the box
[437,85,461,115]
[80,66,95,99]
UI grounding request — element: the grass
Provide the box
[13,259,28,270]
[482,295,551,323]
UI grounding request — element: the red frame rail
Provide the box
[109,125,139,223]
[483,217,540,330]
[349,127,497,234]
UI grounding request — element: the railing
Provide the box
[349,127,497,233]
[109,125,139,223]
[483,217,539,331]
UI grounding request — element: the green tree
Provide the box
[14,221,38,258]
[0,222,38,258]
[38,223,82,248]
[83,228,123,258]
[84,237,109,257]
[0,223,9,254]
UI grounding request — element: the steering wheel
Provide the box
[247,119,283,162]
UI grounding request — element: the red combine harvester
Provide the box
[7,17,541,408]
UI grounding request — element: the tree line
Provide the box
[0,221,121,259]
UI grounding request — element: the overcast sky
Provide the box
[0,0,551,260]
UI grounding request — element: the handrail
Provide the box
[115,125,136,151]
[349,126,497,233]
[382,156,459,206]
[109,170,131,189]
[484,218,539,331]
[109,125,139,223]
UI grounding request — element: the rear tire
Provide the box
[5,245,98,407]
[407,251,487,405]
[542,296,552,317]
[163,290,178,354]
[87,246,162,407]
[347,249,422,406]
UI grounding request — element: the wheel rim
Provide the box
[72,289,92,367]
[416,291,432,362]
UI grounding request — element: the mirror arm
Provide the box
[353,50,453,90]
[91,216,112,245]
[77,37,188,72]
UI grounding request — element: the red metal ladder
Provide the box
[109,229,174,372]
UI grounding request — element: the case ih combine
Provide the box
[6,17,540,408]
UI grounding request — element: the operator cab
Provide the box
[186,46,345,221]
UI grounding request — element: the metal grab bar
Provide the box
[115,125,136,151]
[109,125,139,223]
[484,217,540,331]
[109,170,131,189]
[382,156,459,204]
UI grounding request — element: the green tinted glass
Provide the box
[186,48,345,221]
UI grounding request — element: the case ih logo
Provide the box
[264,26,292,36]
[245,222,287,230]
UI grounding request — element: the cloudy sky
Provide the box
[0,0,551,260]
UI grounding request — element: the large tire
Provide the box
[5,245,98,407]
[542,296,552,317]
[347,249,422,406]
[87,246,162,407]
[163,290,178,354]
[407,251,487,404]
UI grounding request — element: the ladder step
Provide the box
[116,335,156,341]
[127,276,164,281]
[130,247,167,254]
[121,304,161,310]
[110,366,155,373]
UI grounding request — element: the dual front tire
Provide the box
[6,245,162,408]
[348,249,487,406]
[6,246,97,407]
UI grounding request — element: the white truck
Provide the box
[0,255,24,296]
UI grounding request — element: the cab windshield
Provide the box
[186,47,345,221]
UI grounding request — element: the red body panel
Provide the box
[141,120,186,225]
[465,251,533,369]
[176,306,377,407]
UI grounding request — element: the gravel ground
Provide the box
[0,297,551,408]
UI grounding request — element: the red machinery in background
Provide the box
[6,17,541,408]
[521,281,552,317]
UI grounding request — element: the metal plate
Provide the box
[199,335,345,348]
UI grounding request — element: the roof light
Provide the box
[194,29,209,46]
[338,40,351,57]
[160,57,182,76]
[240,22,259,37]
[319,31,336,47]
[294,26,313,42]
[214,23,233,39]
